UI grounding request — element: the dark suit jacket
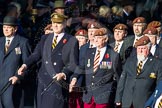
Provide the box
[115,55,162,108]
[0,35,31,108]
[144,80,162,108]
[25,33,79,108]
[158,38,162,48]
[74,45,122,104]
[110,39,131,65]
[153,45,162,60]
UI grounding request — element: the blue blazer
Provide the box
[0,35,31,108]
[25,33,79,108]
[144,80,162,108]
[74,45,122,104]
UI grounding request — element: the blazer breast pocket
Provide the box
[15,47,21,55]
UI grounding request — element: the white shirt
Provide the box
[123,9,129,16]
[150,45,156,56]
[6,36,14,45]
[157,38,161,44]
[89,42,96,48]
[53,33,65,43]
[115,41,123,53]
[137,57,148,69]
[154,94,162,108]
[95,46,107,65]
[133,35,143,46]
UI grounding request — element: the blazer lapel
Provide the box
[43,34,57,77]
[51,34,69,54]
[141,55,154,73]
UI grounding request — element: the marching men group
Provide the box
[1,4,162,108]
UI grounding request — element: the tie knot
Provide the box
[97,50,100,53]
[7,39,10,45]
[139,61,143,64]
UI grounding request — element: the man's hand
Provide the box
[18,64,27,75]
[69,78,77,92]
[53,73,66,81]
[116,102,121,106]
[9,76,19,85]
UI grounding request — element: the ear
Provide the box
[124,31,128,37]
[14,26,18,32]
[105,36,108,42]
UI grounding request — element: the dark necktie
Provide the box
[52,36,58,49]
[5,40,10,53]
[137,61,143,75]
[93,50,100,72]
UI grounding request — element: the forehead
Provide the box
[94,35,105,38]
[3,25,14,28]
[114,29,125,32]
[137,45,148,49]
[52,22,64,25]
[88,28,98,31]
[76,35,86,38]
[133,23,144,26]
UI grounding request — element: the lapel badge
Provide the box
[149,72,156,79]
[45,61,48,64]
[87,59,90,67]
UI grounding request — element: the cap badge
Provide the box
[119,26,122,30]
[91,24,94,28]
[137,19,141,23]
[148,30,152,34]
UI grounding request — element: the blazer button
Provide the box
[92,83,94,85]
[45,61,48,64]
[92,76,95,78]
[53,62,57,65]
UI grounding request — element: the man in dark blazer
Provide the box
[17,13,79,108]
[115,36,162,108]
[124,17,147,58]
[143,27,162,60]
[0,16,31,108]
[110,23,130,65]
[70,28,122,108]
[144,80,162,108]
[147,21,162,48]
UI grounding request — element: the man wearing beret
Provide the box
[110,23,130,65]
[147,21,162,47]
[70,28,122,108]
[115,36,162,108]
[75,29,88,49]
[0,16,31,108]
[124,17,147,58]
[17,13,79,108]
[143,27,162,59]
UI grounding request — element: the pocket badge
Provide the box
[15,47,21,54]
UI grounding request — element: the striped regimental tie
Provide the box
[137,61,143,75]
[5,39,10,53]
[93,50,100,72]
[52,36,58,49]
[158,98,162,108]
[114,42,120,52]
